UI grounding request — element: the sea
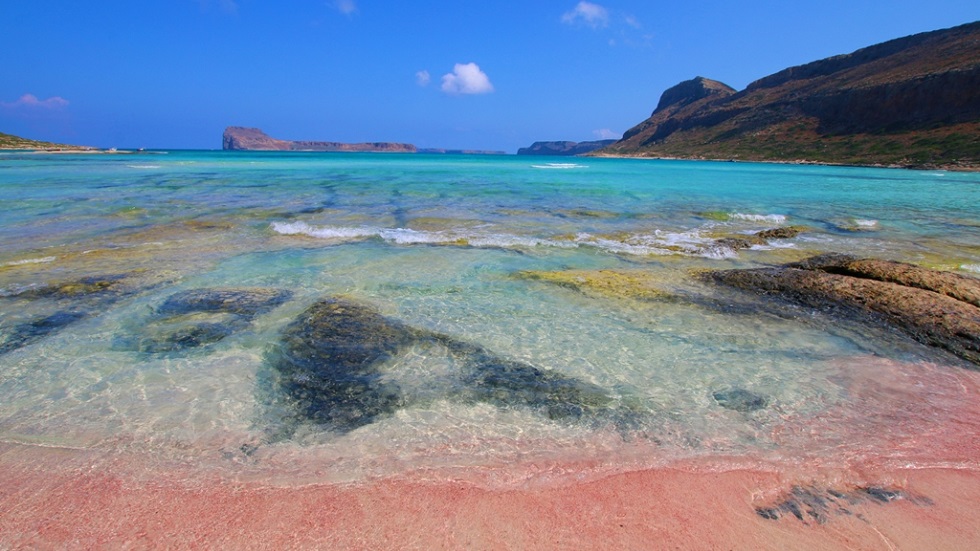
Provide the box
[1,150,979,488]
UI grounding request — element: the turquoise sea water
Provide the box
[1,151,979,485]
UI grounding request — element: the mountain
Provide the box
[0,131,93,151]
[601,22,980,169]
[222,127,416,153]
[517,140,618,156]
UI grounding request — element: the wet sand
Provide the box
[1,442,978,550]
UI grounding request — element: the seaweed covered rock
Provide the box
[704,255,980,366]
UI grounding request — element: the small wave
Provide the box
[127,164,161,169]
[854,219,879,229]
[531,163,587,169]
[961,264,980,274]
[3,256,56,267]
[729,213,788,223]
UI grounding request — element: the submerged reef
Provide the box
[270,296,618,434]
[0,273,147,355]
[134,288,293,353]
[704,254,980,367]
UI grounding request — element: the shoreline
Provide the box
[587,152,980,173]
[1,441,978,549]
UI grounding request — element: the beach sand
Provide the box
[2,441,978,550]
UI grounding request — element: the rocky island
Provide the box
[222,126,416,153]
[600,21,980,169]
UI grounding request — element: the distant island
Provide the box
[597,21,980,169]
[222,126,416,153]
[517,140,617,156]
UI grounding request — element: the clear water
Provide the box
[1,151,979,486]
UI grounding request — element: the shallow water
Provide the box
[1,151,978,487]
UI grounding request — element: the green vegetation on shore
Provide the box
[0,131,92,151]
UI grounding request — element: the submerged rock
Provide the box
[517,269,669,301]
[270,296,618,434]
[704,255,980,366]
[136,287,292,353]
[157,288,293,318]
[0,310,87,355]
[712,388,769,412]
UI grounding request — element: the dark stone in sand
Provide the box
[712,388,769,412]
[0,310,86,355]
[270,296,616,434]
[704,255,980,367]
[754,226,807,240]
[137,321,241,353]
[755,485,929,523]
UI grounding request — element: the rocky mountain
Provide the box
[517,140,618,156]
[222,127,416,153]
[601,21,980,169]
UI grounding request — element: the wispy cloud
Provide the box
[561,2,609,28]
[1,94,69,111]
[332,0,358,16]
[415,70,431,87]
[441,63,494,95]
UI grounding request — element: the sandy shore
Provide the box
[1,441,978,550]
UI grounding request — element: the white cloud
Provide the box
[1,94,69,110]
[561,2,609,28]
[415,70,431,87]
[333,0,357,15]
[593,128,621,140]
[440,63,494,95]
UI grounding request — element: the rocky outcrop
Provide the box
[517,140,617,156]
[603,22,980,168]
[222,127,416,153]
[271,296,617,434]
[703,254,980,366]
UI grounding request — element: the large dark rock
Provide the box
[158,288,293,318]
[270,296,617,434]
[704,255,980,366]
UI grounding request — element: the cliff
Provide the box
[222,127,416,153]
[602,21,980,169]
[517,140,617,156]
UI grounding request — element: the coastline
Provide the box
[587,152,980,173]
[1,441,978,549]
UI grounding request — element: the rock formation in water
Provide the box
[703,254,980,366]
[517,140,618,156]
[601,22,980,169]
[270,296,616,433]
[222,126,417,153]
[133,288,293,353]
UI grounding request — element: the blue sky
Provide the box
[2,1,978,152]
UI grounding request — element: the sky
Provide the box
[2,1,978,152]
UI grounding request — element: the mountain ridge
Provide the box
[600,21,980,169]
